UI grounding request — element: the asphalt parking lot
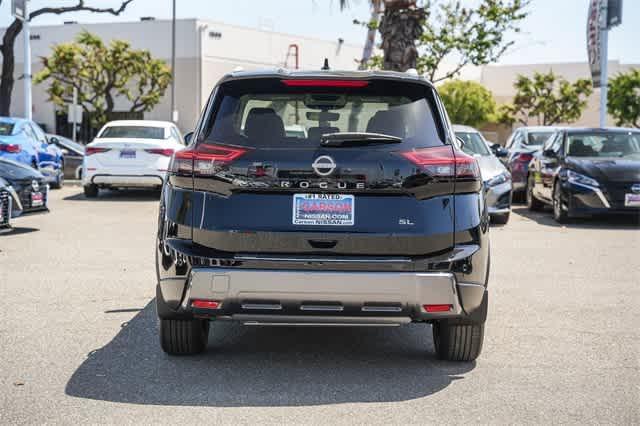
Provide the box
[1,186,638,424]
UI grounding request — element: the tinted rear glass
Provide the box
[100,126,165,139]
[201,78,445,150]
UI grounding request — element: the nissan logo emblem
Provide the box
[312,155,337,176]
[31,180,40,192]
[632,184,640,194]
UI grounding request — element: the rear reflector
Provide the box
[0,143,21,153]
[169,143,248,175]
[423,304,453,313]
[281,79,369,88]
[401,146,480,179]
[145,148,175,157]
[85,147,111,156]
[191,300,220,309]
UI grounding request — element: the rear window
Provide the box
[100,126,165,139]
[0,122,15,136]
[201,78,445,150]
[526,131,555,146]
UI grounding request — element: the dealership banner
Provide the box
[586,0,603,87]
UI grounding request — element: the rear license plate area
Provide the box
[293,193,354,226]
[119,149,136,159]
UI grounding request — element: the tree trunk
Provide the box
[378,0,425,72]
[0,19,23,116]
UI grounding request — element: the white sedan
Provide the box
[82,120,185,197]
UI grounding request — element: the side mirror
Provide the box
[543,149,557,158]
[184,132,194,144]
[490,143,508,158]
[48,136,59,144]
[455,136,465,148]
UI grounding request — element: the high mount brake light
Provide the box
[85,147,111,156]
[169,143,248,175]
[401,146,480,179]
[0,143,21,153]
[281,79,369,88]
[145,148,175,157]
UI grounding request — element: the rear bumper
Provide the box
[184,268,484,324]
[88,174,164,187]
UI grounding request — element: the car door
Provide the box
[539,132,564,201]
[29,123,57,171]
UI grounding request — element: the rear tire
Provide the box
[83,184,99,198]
[160,318,210,355]
[490,212,510,224]
[526,174,544,211]
[51,170,64,189]
[433,320,484,361]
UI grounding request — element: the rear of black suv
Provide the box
[156,70,490,361]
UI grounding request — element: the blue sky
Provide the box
[1,0,638,65]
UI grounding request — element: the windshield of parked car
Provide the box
[525,131,555,146]
[567,132,640,159]
[456,132,491,156]
[201,78,445,150]
[0,122,15,136]
[99,126,165,139]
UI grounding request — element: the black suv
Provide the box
[156,70,490,361]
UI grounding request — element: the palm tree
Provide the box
[341,0,425,72]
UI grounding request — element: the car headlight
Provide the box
[567,170,599,187]
[485,171,511,187]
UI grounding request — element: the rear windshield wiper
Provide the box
[320,132,402,147]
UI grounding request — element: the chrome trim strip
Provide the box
[300,304,344,312]
[242,322,402,327]
[571,181,611,208]
[241,303,282,310]
[361,306,403,313]
[234,255,412,263]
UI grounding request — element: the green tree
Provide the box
[34,31,171,128]
[439,80,496,127]
[607,69,640,128]
[353,0,529,77]
[0,0,134,116]
[497,71,593,126]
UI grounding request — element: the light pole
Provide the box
[23,0,32,120]
[170,0,177,123]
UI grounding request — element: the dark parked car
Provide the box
[0,158,49,217]
[527,127,640,222]
[46,134,85,180]
[504,126,558,199]
[0,177,15,229]
[155,69,490,361]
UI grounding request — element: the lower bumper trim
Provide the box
[232,314,412,326]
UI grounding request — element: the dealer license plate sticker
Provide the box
[120,149,136,159]
[293,194,354,226]
[624,193,640,207]
[31,192,44,207]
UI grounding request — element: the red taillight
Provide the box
[145,148,174,157]
[423,304,453,313]
[401,146,480,179]
[85,147,111,156]
[0,143,21,153]
[169,143,248,175]
[191,299,220,309]
[281,79,369,88]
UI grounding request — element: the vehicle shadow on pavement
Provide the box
[512,206,639,230]
[0,226,39,236]
[65,300,474,407]
[64,189,161,202]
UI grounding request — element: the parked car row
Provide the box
[0,157,50,230]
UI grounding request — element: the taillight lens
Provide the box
[515,152,533,163]
[85,147,111,156]
[169,143,248,176]
[281,79,369,88]
[0,143,21,153]
[145,148,174,157]
[401,146,480,179]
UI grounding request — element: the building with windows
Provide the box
[3,18,362,138]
